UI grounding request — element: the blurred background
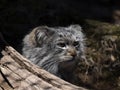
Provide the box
[0,0,120,48]
[0,0,120,90]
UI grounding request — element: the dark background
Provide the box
[0,0,120,51]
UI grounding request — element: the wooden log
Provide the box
[0,69,13,90]
[0,46,88,90]
[0,55,60,90]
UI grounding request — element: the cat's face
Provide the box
[23,25,85,77]
[40,25,85,72]
[53,31,82,72]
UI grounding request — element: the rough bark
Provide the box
[0,46,88,90]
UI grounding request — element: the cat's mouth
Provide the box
[59,56,76,62]
[65,57,76,62]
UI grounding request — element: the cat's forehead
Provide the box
[54,27,83,41]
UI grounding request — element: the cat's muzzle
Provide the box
[58,55,78,72]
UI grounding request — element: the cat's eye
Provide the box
[73,41,79,47]
[57,43,66,47]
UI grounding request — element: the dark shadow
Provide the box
[0,0,120,51]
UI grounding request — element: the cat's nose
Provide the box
[67,47,77,57]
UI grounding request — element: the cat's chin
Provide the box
[58,57,77,72]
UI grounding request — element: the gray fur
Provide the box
[22,25,85,77]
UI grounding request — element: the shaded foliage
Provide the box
[75,20,120,90]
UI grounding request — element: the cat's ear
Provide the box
[33,26,55,46]
[69,24,82,31]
